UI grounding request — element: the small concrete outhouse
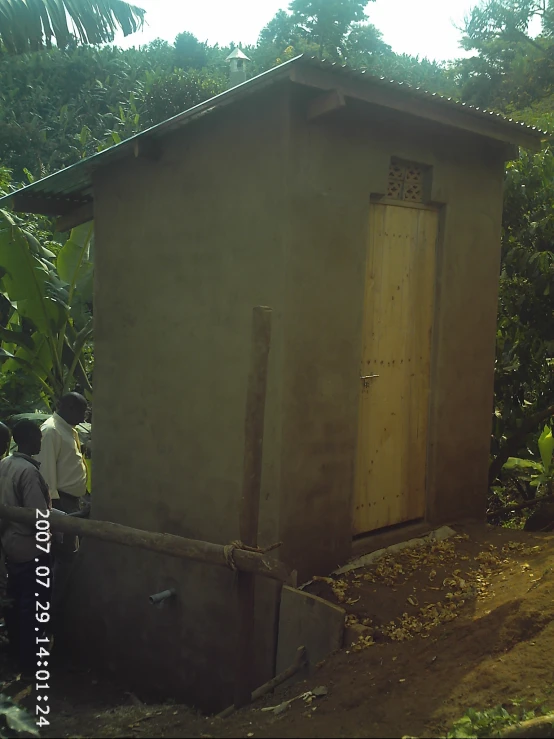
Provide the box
[2,55,544,708]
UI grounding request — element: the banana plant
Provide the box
[0,0,145,55]
[503,424,554,493]
[0,209,93,409]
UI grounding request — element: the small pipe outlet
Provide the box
[148,588,176,606]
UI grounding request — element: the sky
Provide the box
[115,0,479,63]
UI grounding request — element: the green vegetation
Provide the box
[0,0,554,523]
[0,211,93,408]
[447,704,549,738]
[0,693,38,736]
[504,425,554,491]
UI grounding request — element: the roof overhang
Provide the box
[0,55,546,228]
[290,64,544,152]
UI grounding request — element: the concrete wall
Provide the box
[279,93,506,580]
[65,84,291,710]
[65,79,507,707]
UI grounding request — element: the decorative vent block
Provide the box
[386,159,429,202]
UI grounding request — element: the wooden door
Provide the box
[353,201,438,536]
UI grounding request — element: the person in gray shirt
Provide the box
[0,423,10,459]
[0,420,51,679]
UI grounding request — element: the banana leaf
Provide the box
[503,457,544,472]
[0,209,93,403]
[538,425,554,474]
[0,0,145,54]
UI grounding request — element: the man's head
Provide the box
[0,422,11,458]
[13,420,42,456]
[57,392,87,427]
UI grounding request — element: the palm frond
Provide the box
[0,0,145,53]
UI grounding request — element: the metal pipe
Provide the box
[148,588,176,606]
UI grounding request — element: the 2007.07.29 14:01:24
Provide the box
[35,508,52,728]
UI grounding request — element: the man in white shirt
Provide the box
[35,393,88,626]
[36,393,88,561]
[37,393,88,514]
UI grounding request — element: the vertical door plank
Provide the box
[353,203,438,535]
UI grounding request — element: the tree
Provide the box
[0,0,145,54]
[455,0,554,109]
[254,10,318,73]
[141,68,225,127]
[174,31,209,70]
[342,22,391,65]
[489,134,554,484]
[258,9,300,50]
[461,0,541,47]
[256,2,394,70]
[289,0,372,58]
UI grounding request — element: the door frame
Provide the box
[352,195,445,538]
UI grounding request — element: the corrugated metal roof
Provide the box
[0,54,546,215]
[309,56,547,137]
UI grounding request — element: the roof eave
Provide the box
[289,63,544,152]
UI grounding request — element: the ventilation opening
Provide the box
[387,158,432,203]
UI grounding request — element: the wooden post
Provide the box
[0,504,289,582]
[233,306,272,709]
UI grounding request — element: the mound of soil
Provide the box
[4,522,554,738]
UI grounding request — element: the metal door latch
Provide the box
[360,374,379,388]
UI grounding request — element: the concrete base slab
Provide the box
[276,586,345,683]
[333,525,456,575]
[351,521,433,559]
[297,525,457,589]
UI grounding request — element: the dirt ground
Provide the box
[4,522,554,738]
